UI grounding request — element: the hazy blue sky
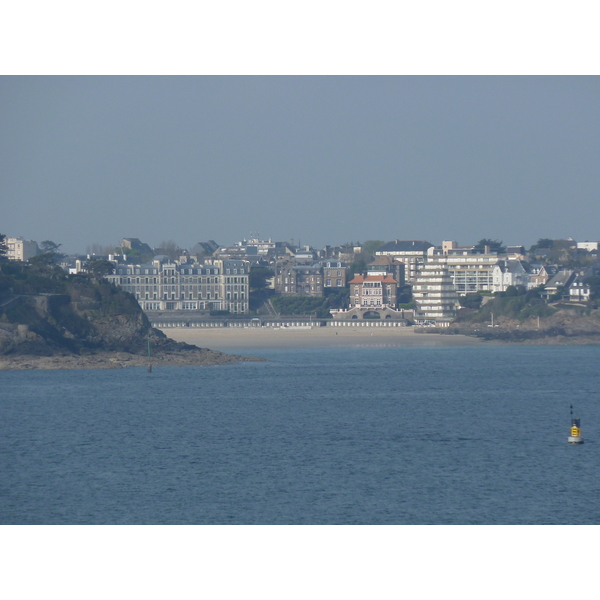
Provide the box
[2,76,599,255]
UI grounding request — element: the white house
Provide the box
[492,260,531,293]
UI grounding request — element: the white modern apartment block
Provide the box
[6,237,39,261]
[106,257,250,314]
[426,242,499,295]
[412,263,459,326]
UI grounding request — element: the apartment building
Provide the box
[426,242,499,295]
[6,237,39,261]
[106,257,249,313]
[412,263,458,326]
[374,240,433,282]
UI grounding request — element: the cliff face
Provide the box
[0,267,264,369]
[0,285,167,356]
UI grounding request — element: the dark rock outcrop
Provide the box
[0,291,263,368]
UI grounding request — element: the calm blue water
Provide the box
[1,345,599,524]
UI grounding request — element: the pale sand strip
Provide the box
[160,326,485,351]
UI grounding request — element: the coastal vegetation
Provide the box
[456,286,557,323]
[0,249,261,367]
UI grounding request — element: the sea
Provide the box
[1,344,599,525]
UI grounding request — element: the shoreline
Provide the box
[158,326,488,351]
[0,347,264,371]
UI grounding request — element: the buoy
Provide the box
[568,405,584,444]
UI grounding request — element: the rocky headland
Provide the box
[420,305,600,345]
[0,279,264,370]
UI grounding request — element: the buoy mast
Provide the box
[568,405,583,444]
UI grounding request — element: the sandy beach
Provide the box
[160,326,486,351]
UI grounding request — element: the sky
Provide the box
[1,75,599,256]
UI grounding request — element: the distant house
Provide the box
[121,238,154,256]
[274,263,323,296]
[505,246,526,260]
[569,274,591,303]
[293,247,317,263]
[190,240,219,257]
[321,260,348,289]
[568,262,600,302]
[576,241,600,252]
[492,260,531,293]
[366,256,406,286]
[528,264,558,288]
[542,270,576,299]
[348,273,398,309]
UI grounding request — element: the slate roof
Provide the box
[375,240,433,254]
[545,270,576,289]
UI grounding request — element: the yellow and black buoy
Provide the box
[568,405,584,445]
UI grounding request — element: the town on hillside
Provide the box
[2,234,600,328]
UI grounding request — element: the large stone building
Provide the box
[348,273,398,309]
[273,260,348,297]
[322,260,348,289]
[274,263,323,296]
[106,257,249,314]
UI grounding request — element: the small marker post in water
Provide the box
[147,334,152,373]
[568,404,583,444]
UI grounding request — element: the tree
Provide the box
[85,258,115,279]
[249,266,274,291]
[459,293,483,309]
[397,284,413,305]
[86,242,116,256]
[361,240,385,255]
[40,240,62,255]
[36,240,65,265]
[548,239,576,265]
[583,275,600,301]
[156,240,182,260]
[0,233,7,262]
[347,257,367,279]
[28,253,64,278]
[474,239,506,254]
